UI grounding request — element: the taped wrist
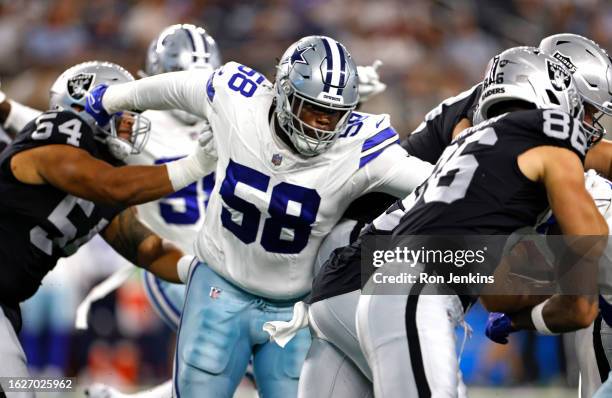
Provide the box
[166,151,206,191]
[531,299,558,335]
[177,255,197,283]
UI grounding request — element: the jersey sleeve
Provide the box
[401,83,481,163]
[0,111,98,179]
[19,111,97,152]
[205,62,271,102]
[3,100,42,136]
[103,69,213,119]
[350,113,434,198]
[361,144,434,198]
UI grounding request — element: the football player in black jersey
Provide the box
[0,61,213,383]
[403,33,612,179]
[288,47,608,398]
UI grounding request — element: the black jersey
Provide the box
[0,110,123,306]
[309,108,587,303]
[401,84,482,164]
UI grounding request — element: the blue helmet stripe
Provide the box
[336,42,346,95]
[183,26,198,62]
[321,38,334,93]
[201,33,209,61]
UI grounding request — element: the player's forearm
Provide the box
[137,236,182,283]
[510,294,598,332]
[481,294,549,313]
[102,70,210,118]
[98,164,175,207]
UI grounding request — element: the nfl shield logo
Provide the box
[209,287,222,299]
[272,153,283,166]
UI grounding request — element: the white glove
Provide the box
[263,301,309,347]
[166,121,217,191]
[198,119,217,160]
[357,60,386,103]
[585,169,612,217]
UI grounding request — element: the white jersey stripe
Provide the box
[360,136,401,158]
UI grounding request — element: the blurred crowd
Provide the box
[6,0,612,389]
[2,0,612,136]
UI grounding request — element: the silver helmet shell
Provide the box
[49,61,151,160]
[540,33,612,136]
[144,23,221,125]
[477,47,583,119]
[275,35,360,156]
[144,23,221,76]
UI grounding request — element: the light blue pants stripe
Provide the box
[142,271,185,331]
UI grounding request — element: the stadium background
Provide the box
[2,0,611,396]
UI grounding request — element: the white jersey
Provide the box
[103,61,433,299]
[128,110,214,253]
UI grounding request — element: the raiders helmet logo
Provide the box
[552,51,577,74]
[546,60,571,91]
[67,73,95,100]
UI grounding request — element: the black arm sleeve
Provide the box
[402,83,482,164]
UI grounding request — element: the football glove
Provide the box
[357,60,386,103]
[85,84,112,126]
[485,312,515,344]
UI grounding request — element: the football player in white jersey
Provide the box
[84,35,433,398]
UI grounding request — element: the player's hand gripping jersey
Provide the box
[0,111,124,303]
[101,61,433,300]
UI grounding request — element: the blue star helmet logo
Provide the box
[290,45,315,66]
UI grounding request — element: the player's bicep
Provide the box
[29,144,118,201]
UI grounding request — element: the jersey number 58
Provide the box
[219,160,320,254]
